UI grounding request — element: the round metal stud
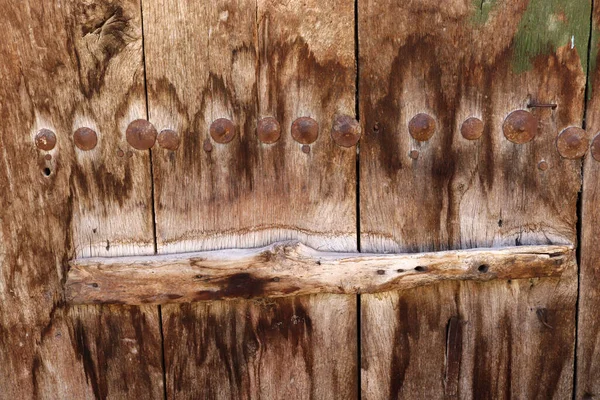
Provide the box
[460,117,484,140]
[503,110,538,144]
[556,127,588,159]
[538,160,549,171]
[331,115,361,147]
[257,117,281,144]
[210,118,236,144]
[591,133,600,162]
[73,127,98,151]
[157,129,180,150]
[409,150,419,160]
[291,117,319,144]
[35,129,57,151]
[126,119,157,150]
[203,138,213,153]
[301,144,311,154]
[408,113,436,141]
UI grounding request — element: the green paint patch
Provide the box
[512,0,591,74]
[471,0,498,25]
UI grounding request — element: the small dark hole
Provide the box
[43,168,51,176]
[376,269,386,275]
[272,277,280,282]
[498,219,503,227]
[414,266,427,272]
[478,264,489,273]
[396,269,404,273]
[89,282,99,288]
[316,260,321,265]
[194,275,203,280]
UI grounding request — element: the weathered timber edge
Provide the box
[65,240,574,305]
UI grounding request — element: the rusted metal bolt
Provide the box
[301,144,311,154]
[409,150,419,160]
[556,127,588,159]
[502,110,538,144]
[331,115,361,147]
[44,154,52,161]
[126,119,157,150]
[210,118,236,144]
[291,117,319,144]
[408,113,436,141]
[157,129,180,150]
[591,133,600,162]
[538,160,549,171]
[257,117,281,144]
[73,127,98,151]
[460,117,484,140]
[203,138,213,153]
[35,129,57,151]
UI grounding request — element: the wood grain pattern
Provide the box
[576,1,600,398]
[142,0,357,397]
[0,0,163,398]
[358,0,590,398]
[66,242,573,304]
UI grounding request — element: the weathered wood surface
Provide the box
[358,0,589,398]
[576,2,600,398]
[142,0,357,397]
[66,241,572,304]
[0,0,163,398]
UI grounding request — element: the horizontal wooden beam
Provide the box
[65,241,574,305]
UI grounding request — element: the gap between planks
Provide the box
[65,240,574,305]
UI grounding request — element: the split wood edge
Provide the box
[65,240,574,305]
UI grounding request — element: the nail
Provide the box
[35,129,57,151]
[331,115,361,147]
[126,119,157,150]
[203,138,213,152]
[157,129,180,150]
[301,144,311,154]
[117,149,124,157]
[210,118,236,144]
[538,160,549,171]
[409,150,419,160]
[257,117,281,144]
[408,113,436,141]
[556,127,588,159]
[502,110,538,144]
[460,117,484,140]
[73,127,98,151]
[291,117,319,144]
[591,133,600,162]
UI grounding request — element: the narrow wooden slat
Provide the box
[66,242,572,304]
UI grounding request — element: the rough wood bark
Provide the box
[0,0,163,398]
[358,0,590,398]
[142,0,357,397]
[66,242,572,304]
[576,1,600,398]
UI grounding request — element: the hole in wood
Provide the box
[376,269,386,275]
[478,264,489,273]
[414,266,427,272]
[43,167,51,177]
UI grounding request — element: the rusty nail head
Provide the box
[291,117,319,144]
[117,149,124,157]
[35,129,57,151]
[556,127,588,159]
[157,129,180,150]
[503,110,538,144]
[331,115,361,147]
[126,119,157,150]
[73,127,98,151]
[409,150,419,160]
[538,160,549,171]
[203,138,213,152]
[257,117,281,144]
[301,144,311,154]
[591,133,600,162]
[460,117,484,140]
[210,118,236,144]
[408,113,436,141]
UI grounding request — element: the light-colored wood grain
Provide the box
[142,0,357,397]
[0,0,163,398]
[358,0,589,398]
[576,2,600,398]
[66,242,572,304]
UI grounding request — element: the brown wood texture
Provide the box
[142,0,357,397]
[358,0,590,398]
[66,242,572,304]
[0,0,163,398]
[577,2,600,398]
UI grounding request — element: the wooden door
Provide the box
[1,0,598,399]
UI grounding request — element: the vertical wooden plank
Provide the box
[143,0,357,398]
[358,0,589,398]
[0,0,163,398]
[577,2,600,398]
